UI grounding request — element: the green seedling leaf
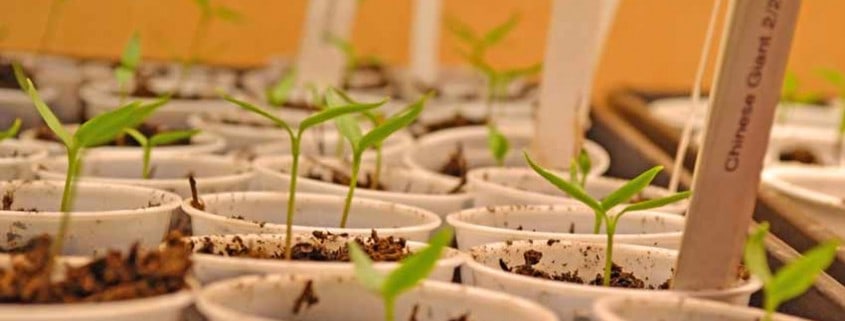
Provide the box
[817,68,845,93]
[13,63,73,147]
[744,223,773,283]
[620,191,691,214]
[300,96,386,131]
[0,118,22,142]
[123,128,148,147]
[194,0,211,13]
[150,129,200,146]
[781,71,799,101]
[578,149,592,178]
[767,240,839,309]
[222,94,293,133]
[382,228,453,299]
[444,15,478,45]
[524,151,602,212]
[600,166,662,210]
[120,33,142,70]
[75,101,146,147]
[487,124,509,166]
[267,69,297,107]
[348,241,386,293]
[358,95,426,152]
[480,13,520,48]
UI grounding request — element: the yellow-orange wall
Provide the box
[1,0,843,101]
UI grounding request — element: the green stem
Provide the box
[49,147,80,265]
[339,153,362,228]
[763,295,776,321]
[284,137,301,261]
[142,144,152,179]
[603,216,618,287]
[372,144,383,189]
[592,211,604,234]
[384,296,395,321]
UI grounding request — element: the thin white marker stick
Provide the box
[530,0,603,168]
[669,0,725,193]
[296,0,359,89]
[577,0,620,138]
[409,0,442,86]
[673,0,802,290]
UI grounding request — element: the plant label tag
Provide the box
[409,0,442,86]
[530,0,618,168]
[296,0,359,89]
[674,0,802,290]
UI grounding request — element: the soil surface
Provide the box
[0,63,25,90]
[301,162,387,191]
[0,232,191,303]
[779,148,820,165]
[420,114,488,135]
[498,249,670,290]
[35,123,191,147]
[191,230,410,262]
[440,144,468,179]
[343,62,391,92]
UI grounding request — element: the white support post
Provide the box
[295,0,359,89]
[409,0,442,86]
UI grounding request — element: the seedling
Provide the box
[14,63,167,266]
[0,118,21,143]
[486,124,509,166]
[327,34,383,82]
[115,32,142,102]
[817,68,845,165]
[222,91,385,260]
[744,222,838,321]
[182,0,242,81]
[349,228,453,321]
[124,128,200,179]
[446,14,542,113]
[569,149,592,189]
[266,68,297,107]
[329,90,389,188]
[333,92,426,228]
[524,152,691,286]
[781,72,821,104]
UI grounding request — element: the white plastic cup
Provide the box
[593,295,814,321]
[761,166,845,239]
[0,139,49,180]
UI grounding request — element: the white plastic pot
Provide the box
[33,55,85,123]
[36,154,253,197]
[465,240,761,321]
[0,85,59,129]
[19,124,225,156]
[766,125,838,166]
[0,253,193,321]
[761,166,845,238]
[0,180,182,255]
[467,167,689,214]
[593,295,813,321]
[404,126,610,184]
[197,274,559,321]
[80,80,241,129]
[183,192,441,242]
[253,155,472,217]
[184,233,465,284]
[0,139,49,180]
[447,205,685,250]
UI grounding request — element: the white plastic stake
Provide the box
[409,0,442,86]
[674,0,802,290]
[295,0,359,89]
[577,0,620,144]
[530,0,613,167]
[669,0,725,193]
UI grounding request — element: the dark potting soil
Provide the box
[35,123,191,147]
[0,232,191,303]
[303,168,387,191]
[342,62,391,91]
[421,114,488,134]
[0,63,25,90]
[409,304,471,321]
[498,249,670,290]
[440,144,468,179]
[192,230,410,262]
[778,148,820,165]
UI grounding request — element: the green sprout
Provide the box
[524,152,691,286]
[182,0,243,80]
[266,68,297,107]
[781,72,821,104]
[14,63,167,264]
[333,92,426,228]
[124,128,200,179]
[349,228,453,321]
[744,222,839,321]
[222,91,385,260]
[817,68,845,164]
[327,34,383,77]
[0,118,21,143]
[115,32,142,102]
[486,124,509,166]
[569,149,592,189]
[446,13,542,110]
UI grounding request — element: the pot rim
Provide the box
[0,140,49,164]
[446,204,684,241]
[593,294,812,321]
[465,239,761,297]
[181,191,443,234]
[761,166,845,209]
[0,289,193,318]
[0,180,182,218]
